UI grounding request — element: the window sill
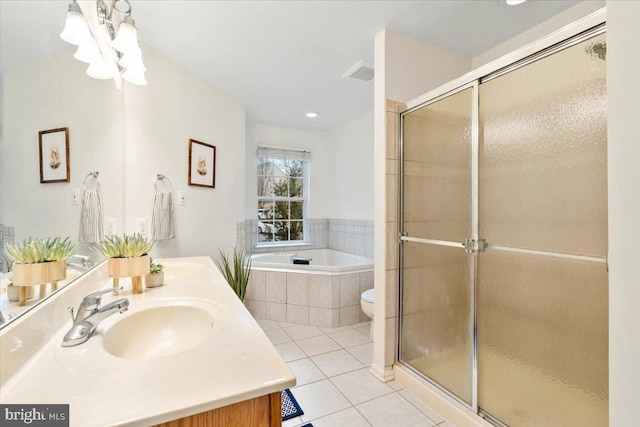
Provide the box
[255,242,312,249]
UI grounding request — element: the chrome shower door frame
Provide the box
[397,10,607,424]
[398,79,479,410]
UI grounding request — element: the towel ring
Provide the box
[83,171,100,191]
[155,174,172,192]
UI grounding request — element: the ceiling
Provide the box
[1,0,584,130]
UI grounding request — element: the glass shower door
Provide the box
[400,85,475,405]
[477,31,608,426]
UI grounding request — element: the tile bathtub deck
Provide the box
[257,319,456,427]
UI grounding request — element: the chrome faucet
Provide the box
[0,310,16,326]
[61,287,129,347]
[67,254,94,272]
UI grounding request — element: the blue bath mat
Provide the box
[282,388,304,421]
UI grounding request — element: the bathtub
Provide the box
[250,249,373,273]
[246,249,374,328]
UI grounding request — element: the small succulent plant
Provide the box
[98,234,156,258]
[3,237,78,264]
[149,257,164,274]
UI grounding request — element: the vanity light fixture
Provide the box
[506,0,527,5]
[60,0,147,85]
[306,112,319,118]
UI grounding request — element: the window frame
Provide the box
[256,151,309,247]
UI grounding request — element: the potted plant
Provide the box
[216,247,251,301]
[98,234,156,294]
[144,258,165,288]
[3,237,78,306]
[6,280,35,302]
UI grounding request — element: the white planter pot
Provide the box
[7,285,35,302]
[144,271,164,288]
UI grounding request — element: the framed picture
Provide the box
[188,139,216,188]
[39,127,70,183]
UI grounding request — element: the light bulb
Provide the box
[60,2,91,46]
[112,16,140,54]
[122,68,147,86]
[119,50,146,72]
[74,38,100,63]
[86,55,114,80]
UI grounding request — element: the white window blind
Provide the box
[257,146,311,161]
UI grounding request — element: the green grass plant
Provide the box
[216,247,251,301]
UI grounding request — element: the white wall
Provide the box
[245,111,375,222]
[2,52,124,241]
[607,1,640,425]
[329,110,374,220]
[244,123,332,219]
[385,30,471,103]
[372,29,389,379]
[472,0,605,68]
[124,44,245,259]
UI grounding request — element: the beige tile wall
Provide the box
[382,100,405,369]
[239,218,373,258]
[245,269,374,328]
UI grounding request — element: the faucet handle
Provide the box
[67,306,76,322]
[82,286,123,307]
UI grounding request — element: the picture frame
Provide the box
[39,127,70,183]
[188,139,216,188]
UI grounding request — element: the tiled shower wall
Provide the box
[237,218,374,257]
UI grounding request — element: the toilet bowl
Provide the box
[360,289,374,340]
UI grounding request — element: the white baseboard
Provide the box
[369,363,394,382]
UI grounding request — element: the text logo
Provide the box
[1,405,69,426]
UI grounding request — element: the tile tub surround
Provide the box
[246,269,374,328]
[240,218,374,258]
[327,219,374,258]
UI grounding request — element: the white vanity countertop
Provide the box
[0,256,296,426]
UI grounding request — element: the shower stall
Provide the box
[398,25,608,427]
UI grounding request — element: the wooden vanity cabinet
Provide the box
[153,391,282,427]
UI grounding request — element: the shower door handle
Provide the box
[464,239,486,254]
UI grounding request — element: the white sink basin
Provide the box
[102,303,215,359]
[162,262,206,280]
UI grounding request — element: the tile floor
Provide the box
[257,319,456,427]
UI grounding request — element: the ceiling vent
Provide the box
[342,60,374,81]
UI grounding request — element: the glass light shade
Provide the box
[60,8,91,46]
[86,55,114,80]
[74,38,101,64]
[119,50,146,72]
[122,68,147,86]
[112,17,140,54]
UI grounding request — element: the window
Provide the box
[257,147,310,244]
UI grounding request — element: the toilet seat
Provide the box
[361,289,374,303]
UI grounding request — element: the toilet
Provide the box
[360,289,374,340]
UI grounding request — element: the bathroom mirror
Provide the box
[0,1,125,328]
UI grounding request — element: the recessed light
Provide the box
[306,112,318,118]
[506,0,527,5]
